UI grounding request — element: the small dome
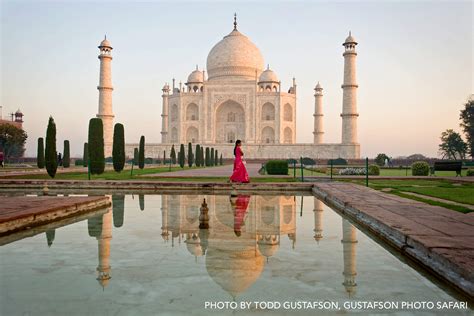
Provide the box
[314,82,323,90]
[257,242,279,258]
[99,36,112,48]
[187,68,204,83]
[344,32,357,45]
[259,66,279,83]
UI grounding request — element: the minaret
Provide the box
[97,208,112,289]
[313,199,324,243]
[96,36,114,157]
[161,195,169,241]
[341,32,359,144]
[161,83,170,143]
[341,218,357,297]
[313,82,324,144]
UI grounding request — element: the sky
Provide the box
[1,0,472,158]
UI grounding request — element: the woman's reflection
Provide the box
[231,195,251,237]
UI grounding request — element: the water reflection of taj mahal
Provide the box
[82,195,358,297]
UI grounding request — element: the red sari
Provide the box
[230,146,249,183]
[233,195,250,234]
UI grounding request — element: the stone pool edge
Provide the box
[312,183,474,300]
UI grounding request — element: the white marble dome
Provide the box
[206,29,264,81]
[187,69,204,83]
[259,66,279,83]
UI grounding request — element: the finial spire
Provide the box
[233,13,237,30]
[104,34,107,40]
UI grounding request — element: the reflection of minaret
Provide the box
[112,195,125,228]
[161,195,169,241]
[313,199,324,243]
[341,218,357,297]
[97,209,112,289]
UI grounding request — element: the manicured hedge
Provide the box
[88,118,105,175]
[368,164,380,176]
[266,160,289,175]
[411,161,429,176]
[37,137,45,169]
[466,169,474,176]
[328,158,348,165]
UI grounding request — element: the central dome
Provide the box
[206,28,264,81]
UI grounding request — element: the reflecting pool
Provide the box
[0,193,471,315]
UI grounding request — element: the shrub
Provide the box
[188,143,194,167]
[133,148,138,165]
[37,137,45,169]
[144,157,153,164]
[138,136,145,169]
[368,164,380,175]
[210,148,215,166]
[179,144,185,168]
[338,167,366,175]
[45,116,57,178]
[163,150,166,165]
[195,144,200,167]
[328,158,348,165]
[82,143,89,167]
[88,118,105,175]
[205,147,210,166]
[466,169,474,176]
[214,150,218,166]
[200,147,204,167]
[375,153,389,166]
[112,123,125,172]
[63,140,70,168]
[287,158,297,165]
[75,159,84,166]
[220,154,223,165]
[266,160,289,175]
[411,161,430,176]
[301,157,316,165]
[170,145,176,164]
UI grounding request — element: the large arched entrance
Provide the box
[215,100,245,143]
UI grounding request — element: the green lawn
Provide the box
[2,166,199,180]
[300,166,470,177]
[345,179,474,213]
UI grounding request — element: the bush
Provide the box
[170,145,176,164]
[466,169,474,176]
[411,161,430,176]
[375,153,389,166]
[75,159,84,166]
[368,164,380,175]
[205,147,210,166]
[188,143,194,167]
[63,140,70,168]
[82,143,89,167]
[301,157,316,165]
[179,144,185,168]
[328,158,348,165]
[37,137,45,169]
[220,154,223,165]
[145,157,154,164]
[112,123,125,172]
[88,118,105,175]
[287,158,297,165]
[266,160,289,175]
[339,167,366,175]
[133,148,138,165]
[45,116,57,178]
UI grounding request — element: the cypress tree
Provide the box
[63,140,70,168]
[205,147,210,166]
[112,123,125,172]
[88,118,105,175]
[37,137,45,169]
[214,149,218,166]
[179,144,185,168]
[138,136,145,169]
[83,142,89,167]
[195,144,200,167]
[45,116,57,178]
[188,142,193,167]
[170,145,176,164]
[220,153,223,165]
[210,148,215,166]
[200,147,204,167]
[133,148,138,165]
[163,150,166,165]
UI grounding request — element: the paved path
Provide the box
[145,163,284,178]
[312,182,474,298]
[0,196,111,235]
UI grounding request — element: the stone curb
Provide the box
[312,184,474,299]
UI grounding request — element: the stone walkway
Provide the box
[0,196,111,235]
[312,182,474,298]
[400,191,474,211]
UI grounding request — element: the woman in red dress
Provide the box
[230,140,249,183]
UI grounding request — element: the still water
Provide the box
[0,193,471,315]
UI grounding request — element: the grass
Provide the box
[344,179,474,213]
[300,166,471,177]
[2,166,201,180]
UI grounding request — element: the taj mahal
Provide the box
[97,15,361,159]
